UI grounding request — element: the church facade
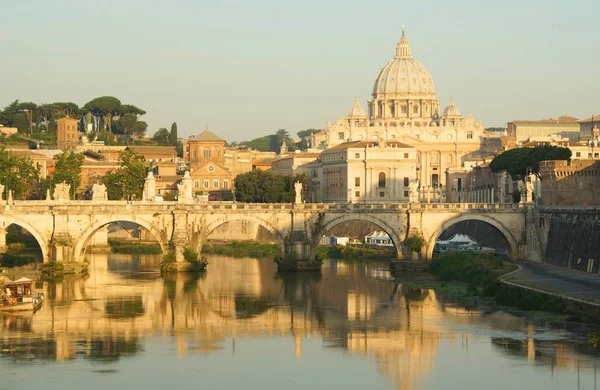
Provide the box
[312,29,491,192]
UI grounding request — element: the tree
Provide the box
[117,113,148,144]
[18,102,38,135]
[83,96,122,142]
[170,122,178,146]
[0,148,39,199]
[46,152,85,199]
[152,128,171,145]
[102,150,148,200]
[296,128,321,151]
[489,145,572,181]
[234,170,311,203]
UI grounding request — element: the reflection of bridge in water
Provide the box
[1,255,596,390]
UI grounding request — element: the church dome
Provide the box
[443,97,461,117]
[372,30,436,98]
[347,98,367,118]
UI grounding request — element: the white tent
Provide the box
[446,234,477,248]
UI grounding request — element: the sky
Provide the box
[1,0,599,142]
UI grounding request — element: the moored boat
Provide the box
[0,277,44,312]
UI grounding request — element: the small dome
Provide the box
[347,98,367,118]
[372,29,436,97]
[443,97,461,117]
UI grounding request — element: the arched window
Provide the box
[378,172,386,188]
[448,154,453,164]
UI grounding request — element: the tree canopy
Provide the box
[234,170,311,203]
[102,150,148,200]
[45,152,85,199]
[0,148,39,199]
[489,145,572,181]
[239,129,296,153]
[152,128,172,145]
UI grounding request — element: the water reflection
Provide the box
[1,253,599,390]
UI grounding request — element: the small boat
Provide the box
[0,277,44,312]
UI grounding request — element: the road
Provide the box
[502,261,600,305]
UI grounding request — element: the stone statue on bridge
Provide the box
[409,180,420,203]
[53,182,71,202]
[177,171,193,203]
[143,171,156,201]
[91,183,108,201]
[294,181,303,204]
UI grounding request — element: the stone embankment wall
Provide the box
[537,207,600,273]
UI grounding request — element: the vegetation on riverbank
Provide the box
[316,245,395,260]
[429,252,565,314]
[108,240,162,254]
[202,242,282,258]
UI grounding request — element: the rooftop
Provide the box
[189,126,225,142]
[509,115,579,125]
[325,140,414,151]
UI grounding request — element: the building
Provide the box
[315,29,490,189]
[539,159,600,205]
[56,116,80,150]
[507,116,580,142]
[270,152,321,176]
[316,140,416,203]
[365,231,394,248]
[126,146,178,162]
[0,125,18,136]
[187,127,232,196]
[578,115,600,142]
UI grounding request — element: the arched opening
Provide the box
[315,217,401,261]
[427,216,517,260]
[75,219,167,273]
[0,223,45,267]
[202,218,285,259]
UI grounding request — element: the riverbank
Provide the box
[108,240,162,254]
[316,245,395,261]
[201,241,281,258]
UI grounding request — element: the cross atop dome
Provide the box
[396,26,412,58]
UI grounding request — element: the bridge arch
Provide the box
[316,214,402,259]
[426,214,518,260]
[0,217,50,263]
[73,217,168,262]
[203,215,286,254]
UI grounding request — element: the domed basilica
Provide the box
[314,29,489,189]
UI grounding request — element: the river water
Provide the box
[1,253,599,390]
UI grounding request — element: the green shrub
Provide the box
[0,253,39,267]
[108,240,162,254]
[159,253,177,273]
[183,247,199,263]
[315,245,394,260]
[40,261,65,279]
[201,242,282,258]
[404,235,425,253]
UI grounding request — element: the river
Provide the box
[1,253,599,390]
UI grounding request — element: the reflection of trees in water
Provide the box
[0,338,58,362]
[105,296,145,319]
[85,337,144,363]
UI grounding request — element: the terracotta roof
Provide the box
[272,152,321,161]
[189,127,225,142]
[253,158,277,166]
[325,140,414,151]
[127,146,177,155]
[509,115,579,125]
[578,115,600,123]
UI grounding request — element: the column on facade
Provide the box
[490,187,495,204]
[438,151,444,189]
[394,101,399,119]
[423,152,429,188]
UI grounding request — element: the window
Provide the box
[448,154,453,164]
[203,149,211,158]
[355,191,360,197]
[378,172,386,188]
[404,190,409,197]
[595,153,599,158]
[379,191,385,197]
[401,105,407,114]
[431,174,439,188]
[355,153,360,159]
[223,180,229,189]
[466,131,473,139]
[447,134,453,140]
[403,177,409,187]
[576,152,581,157]
[338,132,345,140]
[589,153,593,158]
[413,105,419,114]
[213,180,219,188]
[404,153,409,158]
[355,177,360,187]
[431,134,438,140]
[192,149,197,158]
[203,180,209,189]
[194,180,199,188]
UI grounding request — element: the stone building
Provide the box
[315,140,416,203]
[126,146,178,162]
[506,116,580,142]
[270,152,321,176]
[539,159,600,205]
[56,116,80,150]
[313,29,490,189]
[578,115,600,142]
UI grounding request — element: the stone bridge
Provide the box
[0,200,537,265]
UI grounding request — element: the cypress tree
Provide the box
[170,122,178,146]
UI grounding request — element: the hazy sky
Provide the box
[1,0,599,142]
